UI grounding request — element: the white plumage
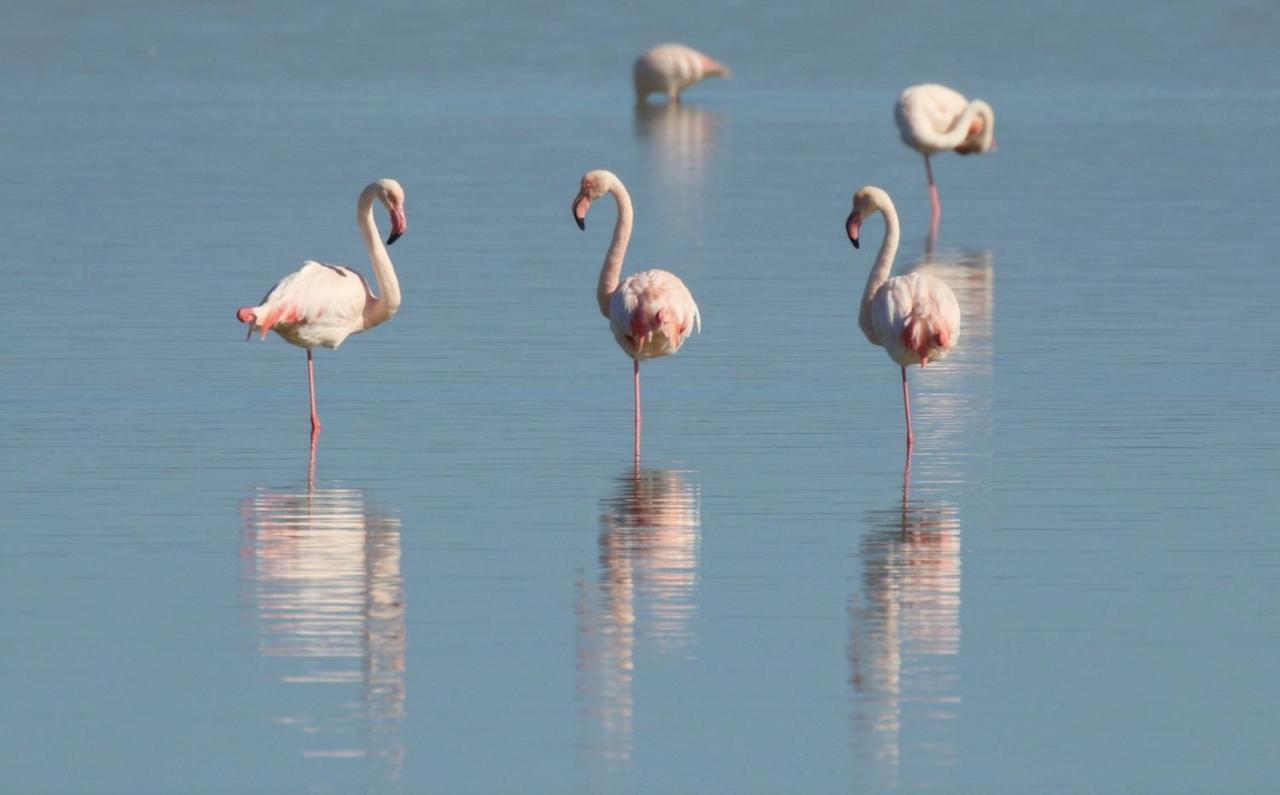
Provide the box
[633,44,730,102]
[243,261,371,349]
[870,272,962,368]
[609,269,701,361]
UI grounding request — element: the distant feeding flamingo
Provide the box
[634,44,730,103]
[846,186,960,449]
[894,84,996,236]
[236,179,407,434]
[573,169,701,459]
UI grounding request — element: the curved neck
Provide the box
[927,102,987,150]
[597,180,634,317]
[358,191,400,330]
[858,199,900,344]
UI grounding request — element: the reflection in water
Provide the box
[849,460,961,787]
[634,102,721,226]
[576,468,701,786]
[240,476,406,788]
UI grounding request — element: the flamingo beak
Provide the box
[573,194,590,230]
[386,204,407,245]
[846,210,861,249]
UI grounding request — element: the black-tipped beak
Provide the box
[846,210,861,249]
[572,194,590,230]
[386,204,407,246]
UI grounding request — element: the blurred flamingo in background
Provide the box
[634,44,730,103]
[846,186,960,450]
[895,84,996,239]
[573,169,701,460]
[236,179,407,436]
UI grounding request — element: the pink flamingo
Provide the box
[634,44,730,103]
[236,179,407,435]
[894,84,996,238]
[573,169,701,459]
[846,186,960,449]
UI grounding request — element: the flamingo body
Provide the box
[894,84,995,235]
[634,44,730,102]
[846,186,960,449]
[235,179,408,434]
[238,261,371,349]
[870,271,961,368]
[573,169,700,459]
[609,269,701,361]
[894,84,993,156]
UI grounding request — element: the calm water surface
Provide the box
[3,1,1279,792]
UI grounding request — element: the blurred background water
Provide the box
[2,1,1278,792]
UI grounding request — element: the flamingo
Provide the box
[236,179,407,435]
[846,186,960,450]
[894,84,996,238]
[633,44,730,103]
[572,169,701,459]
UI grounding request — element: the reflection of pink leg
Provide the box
[307,430,318,490]
[307,349,323,433]
[901,366,915,450]
[633,359,642,461]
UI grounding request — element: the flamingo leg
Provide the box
[633,359,642,461]
[924,155,941,235]
[901,366,915,450]
[307,349,323,434]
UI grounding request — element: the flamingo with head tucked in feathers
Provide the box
[846,186,960,450]
[572,169,701,460]
[895,84,996,237]
[236,179,407,435]
[634,44,730,103]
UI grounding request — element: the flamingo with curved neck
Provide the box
[236,179,408,436]
[894,84,996,241]
[846,185,960,450]
[573,169,701,460]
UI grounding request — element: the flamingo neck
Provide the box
[946,102,992,150]
[597,178,634,317]
[858,199,900,345]
[358,190,401,330]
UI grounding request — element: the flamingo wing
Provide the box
[871,273,961,367]
[896,84,971,149]
[609,269,701,360]
[241,261,370,347]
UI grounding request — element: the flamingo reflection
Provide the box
[576,468,701,781]
[240,467,406,787]
[634,102,721,227]
[849,458,961,786]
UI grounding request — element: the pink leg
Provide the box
[633,359,642,461]
[924,155,941,233]
[901,366,915,450]
[307,349,323,433]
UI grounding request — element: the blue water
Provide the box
[2,1,1278,792]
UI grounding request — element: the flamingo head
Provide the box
[954,101,996,155]
[846,186,892,249]
[373,178,408,245]
[572,169,618,230]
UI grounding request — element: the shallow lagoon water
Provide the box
[2,1,1279,792]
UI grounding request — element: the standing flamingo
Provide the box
[846,186,960,449]
[572,169,701,459]
[894,84,996,238]
[633,44,730,103]
[236,179,407,435]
